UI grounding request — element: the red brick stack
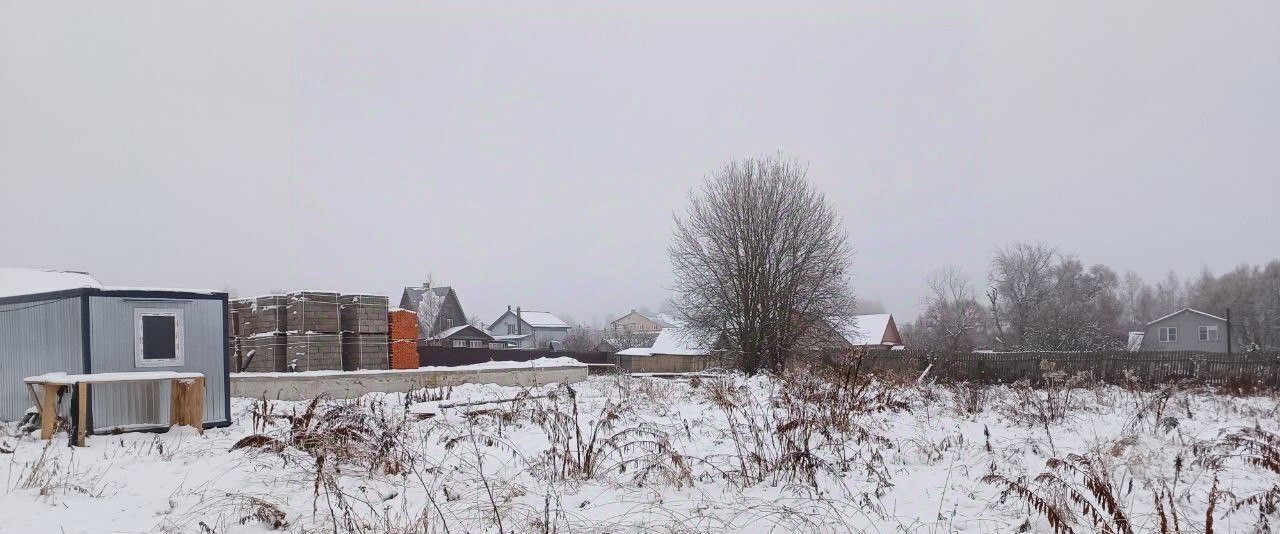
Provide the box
[388,309,419,370]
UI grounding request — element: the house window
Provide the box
[469,340,484,349]
[135,308,184,367]
[507,324,516,335]
[489,342,505,350]
[1199,325,1220,342]
[452,340,467,348]
[445,318,454,328]
[1158,327,1178,343]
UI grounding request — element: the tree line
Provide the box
[911,242,1280,352]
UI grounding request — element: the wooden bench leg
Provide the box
[76,383,88,447]
[169,378,205,433]
[40,384,61,440]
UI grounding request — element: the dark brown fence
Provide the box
[418,345,614,367]
[840,350,1280,388]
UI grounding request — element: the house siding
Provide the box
[490,312,568,349]
[87,296,228,429]
[0,296,85,421]
[1140,310,1230,353]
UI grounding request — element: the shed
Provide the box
[0,268,230,430]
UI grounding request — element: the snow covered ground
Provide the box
[2,372,1279,533]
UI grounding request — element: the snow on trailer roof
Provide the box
[0,267,100,299]
[1,268,221,300]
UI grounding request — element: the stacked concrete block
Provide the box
[286,333,343,371]
[234,296,288,336]
[287,291,340,334]
[240,334,288,373]
[339,294,389,334]
[388,309,420,370]
[342,334,389,371]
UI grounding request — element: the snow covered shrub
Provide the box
[527,383,691,487]
[702,357,905,494]
[231,395,410,475]
[946,381,989,416]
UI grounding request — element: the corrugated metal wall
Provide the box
[88,296,227,429]
[0,297,84,421]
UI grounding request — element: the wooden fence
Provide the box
[837,350,1280,389]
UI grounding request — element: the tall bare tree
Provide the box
[916,267,987,352]
[669,155,856,374]
[988,242,1057,348]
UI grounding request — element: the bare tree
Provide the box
[988,242,1057,349]
[669,155,856,374]
[562,324,600,352]
[915,267,986,352]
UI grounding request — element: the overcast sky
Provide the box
[2,1,1278,326]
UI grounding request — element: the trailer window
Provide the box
[135,308,184,367]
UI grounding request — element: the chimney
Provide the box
[517,306,523,335]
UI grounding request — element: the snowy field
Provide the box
[3,370,1280,533]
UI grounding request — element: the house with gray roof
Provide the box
[398,283,468,341]
[490,306,570,349]
[1137,307,1231,353]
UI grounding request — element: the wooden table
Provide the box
[24,371,206,447]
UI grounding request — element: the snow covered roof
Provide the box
[401,286,454,315]
[0,268,219,301]
[835,313,896,346]
[1145,307,1227,326]
[0,268,101,298]
[428,324,494,341]
[498,310,570,329]
[616,347,653,356]
[649,327,711,356]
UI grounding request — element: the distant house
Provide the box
[490,307,570,349]
[1137,308,1230,353]
[610,310,674,333]
[825,313,905,350]
[399,284,468,340]
[425,324,503,350]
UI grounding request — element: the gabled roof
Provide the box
[649,327,711,356]
[1145,307,1227,326]
[833,313,898,346]
[401,285,454,314]
[428,324,494,341]
[0,268,101,299]
[611,310,676,329]
[494,309,570,329]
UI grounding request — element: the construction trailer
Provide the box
[0,268,230,430]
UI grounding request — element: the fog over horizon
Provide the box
[2,2,1278,327]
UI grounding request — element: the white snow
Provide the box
[833,313,893,346]
[0,267,100,299]
[616,347,653,356]
[648,326,711,355]
[25,371,205,385]
[2,375,1276,533]
[511,310,569,328]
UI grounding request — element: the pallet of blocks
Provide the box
[286,291,340,333]
[233,295,288,336]
[339,294,389,334]
[240,334,288,372]
[286,333,342,371]
[342,333,389,371]
[388,308,419,370]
